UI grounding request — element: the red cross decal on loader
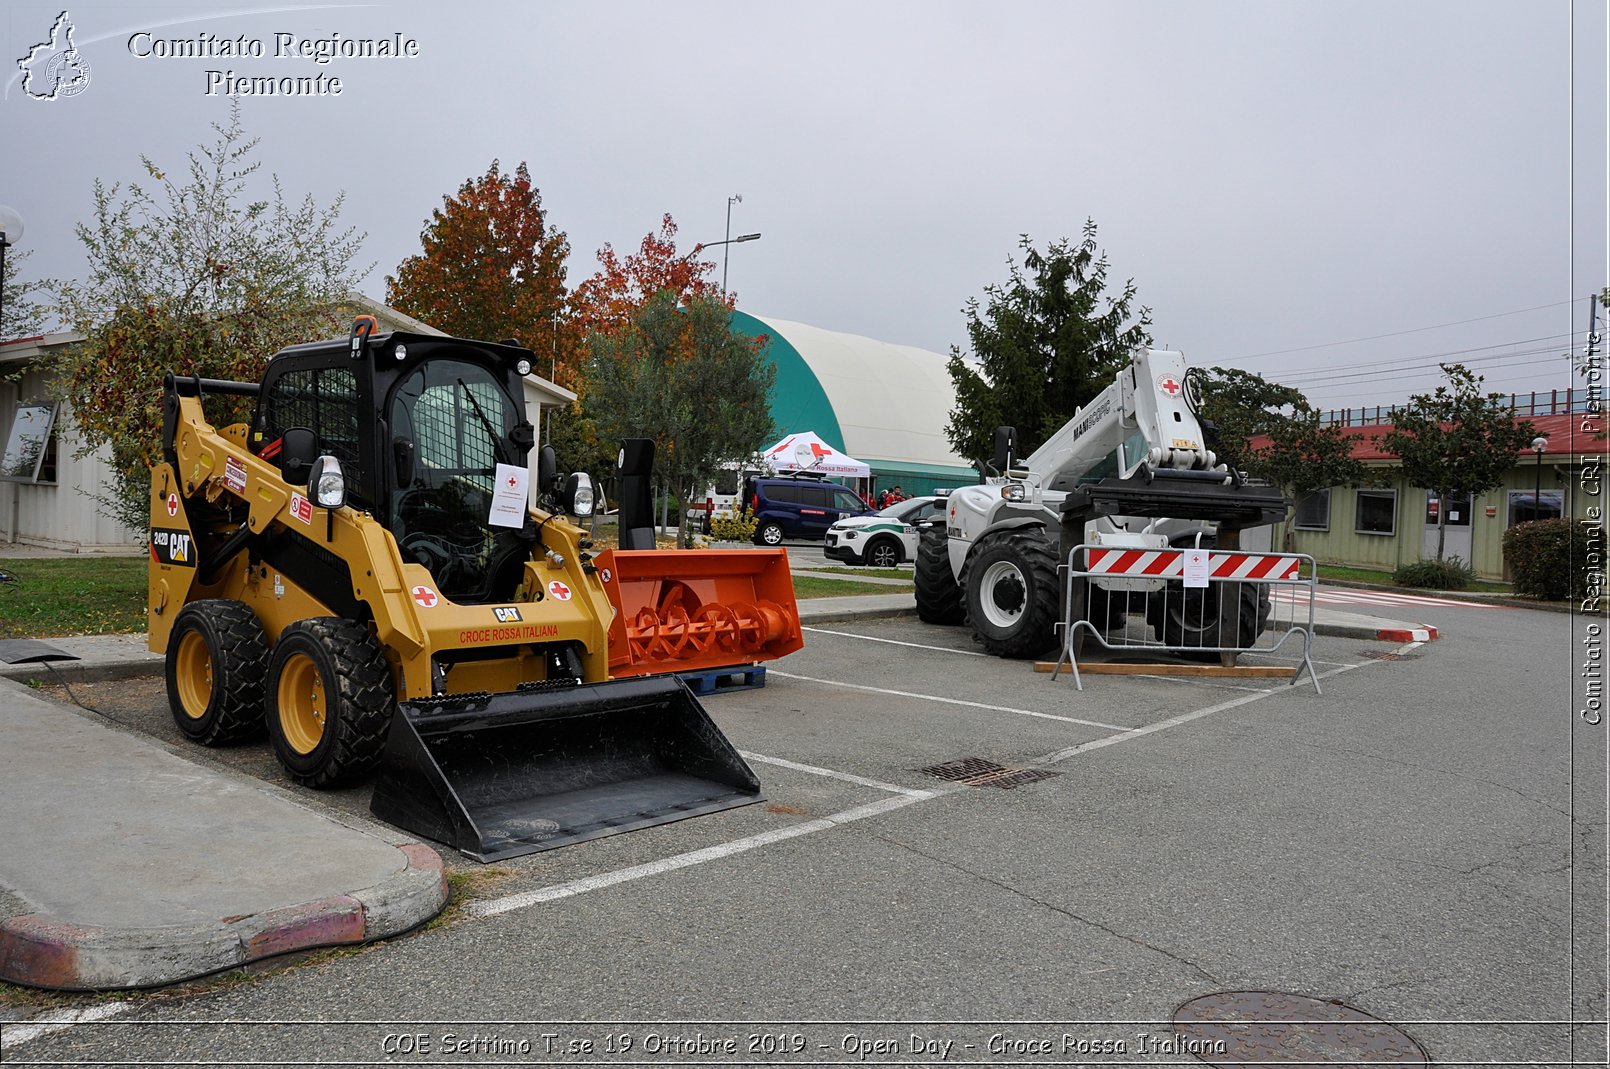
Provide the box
[166,493,179,517]
[412,585,439,608]
[1158,376,1182,397]
[548,580,572,601]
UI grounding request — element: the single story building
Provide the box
[0,296,576,554]
[1265,408,1606,580]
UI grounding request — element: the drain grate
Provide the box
[918,757,1060,789]
[1174,991,1429,1066]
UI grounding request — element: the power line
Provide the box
[1286,344,1569,389]
[1222,299,1581,362]
[1248,332,1575,383]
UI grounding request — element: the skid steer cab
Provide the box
[148,319,762,861]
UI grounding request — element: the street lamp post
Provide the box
[1532,435,1548,520]
[0,205,24,340]
[723,194,742,293]
[687,233,761,274]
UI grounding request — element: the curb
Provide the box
[0,842,446,991]
[1374,625,1439,643]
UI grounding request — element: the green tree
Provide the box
[945,222,1151,464]
[2,247,49,340]
[385,160,571,377]
[1196,367,1366,549]
[583,289,775,547]
[1383,363,1536,561]
[52,104,367,530]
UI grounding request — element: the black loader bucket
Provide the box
[370,676,762,862]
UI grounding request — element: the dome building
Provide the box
[731,311,977,497]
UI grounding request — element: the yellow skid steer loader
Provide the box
[148,319,764,861]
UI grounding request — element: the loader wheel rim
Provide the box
[979,560,1027,628]
[174,629,214,722]
[277,652,327,756]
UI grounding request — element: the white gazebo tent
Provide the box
[761,431,871,478]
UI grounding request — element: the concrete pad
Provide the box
[0,680,446,990]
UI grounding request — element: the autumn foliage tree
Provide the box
[52,105,367,530]
[569,214,726,337]
[386,160,570,376]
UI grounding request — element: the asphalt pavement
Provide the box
[0,560,1443,993]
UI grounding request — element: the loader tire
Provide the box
[1147,580,1271,651]
[266,618,394,789]
[961,528,1060,658]
[166,600,269,746]
[914,525,965,625]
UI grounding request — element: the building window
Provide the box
[0,401,58,484]
[1508,490,1563,525]
[1293,490,1330,531]
[1355,489,1397,535]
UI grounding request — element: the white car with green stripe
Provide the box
[824,496,948,567]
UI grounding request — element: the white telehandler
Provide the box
[915,348,1291,659]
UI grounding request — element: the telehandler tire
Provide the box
[166,600,269,746]
[266,618,394,789]
[961,528,1060,658]
[914,525,965,625]
[1147,580,1271,651]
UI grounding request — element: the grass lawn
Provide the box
[0,557,149,639]
[801,566,913,581]
[1315,563,1515,595]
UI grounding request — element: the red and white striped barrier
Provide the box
[1084,547,1303,581]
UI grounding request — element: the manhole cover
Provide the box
[917,757,1059,789]
[1174,991,1428,1066]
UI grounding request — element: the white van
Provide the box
[686,461,767,529]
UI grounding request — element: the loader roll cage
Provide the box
[168,331,542,606]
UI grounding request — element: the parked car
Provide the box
[824,495,949,566]
[746,476,874,545]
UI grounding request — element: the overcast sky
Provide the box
[3,0,1605,415]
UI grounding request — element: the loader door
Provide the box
[386,359,530,604]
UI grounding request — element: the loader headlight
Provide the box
[309,455,346,509]
[516,358,533,376]
[1001,483,1026,502]
[565,472,595,517]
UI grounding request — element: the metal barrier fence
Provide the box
[1050,543,1321,693]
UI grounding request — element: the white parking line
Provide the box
[802,626,988,656]
[1,1001,133,1050]
[740,751,937,798]
[1035,648,1400,766]
[469,794,928,918]
[768,670,1132,732]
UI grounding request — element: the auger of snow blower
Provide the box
[148,317,793,861]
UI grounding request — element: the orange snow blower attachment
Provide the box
[597,548,803,678]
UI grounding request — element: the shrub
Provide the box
[1503,518,1603,601]
[1392,557,1474,590]
[708,508,758,542]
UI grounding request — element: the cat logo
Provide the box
[493,606,523,623]
[170,532,190,562]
